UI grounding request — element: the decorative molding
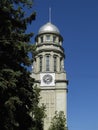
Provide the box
[55,80,69,85]
[39,87,68,91]
[35,49,65,58]
[34,79,68,84]
[36,43,64,51]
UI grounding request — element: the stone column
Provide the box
[41,55,43,72]
[36,56,39,73]
[57,56,60,72]
[50,53,53,72]
[61,58,64,72]
[43,53,46,72]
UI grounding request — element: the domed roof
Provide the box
[38,22,60,34]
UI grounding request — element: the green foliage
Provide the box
[0,0,45,130]
[30,87,46,130]
[49,111,68,130]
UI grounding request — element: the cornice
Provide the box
[39,88,68,91]
[34,79,69,85]
[36,43,64,51]
[35,48,65,58]
[55,80,69,85]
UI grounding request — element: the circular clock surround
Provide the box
[43,74,53,84]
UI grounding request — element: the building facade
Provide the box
[31,22,68,130]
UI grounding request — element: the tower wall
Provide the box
[31,22,68,130]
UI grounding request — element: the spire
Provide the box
[49,7,51,23]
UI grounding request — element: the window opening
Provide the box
[53,36,56,43]
[40,36,43,43]
[39,56,42,71]
[54,56,57,71]
[46,55,50,71]
[46,35,50,41]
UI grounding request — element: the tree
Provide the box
[48,111,68,130]
[0,0,45,130]
[30,87,46,130]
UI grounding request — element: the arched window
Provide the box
[39,56,42,71]
[53,36,56,43]
[54,56,57,72]
[46,35,50,41]
[40,36,43,43]
[46,55,50,71]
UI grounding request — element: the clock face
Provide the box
[43,74,53,84]
[40,73,55,86]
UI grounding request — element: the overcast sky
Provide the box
[27,0,98,130]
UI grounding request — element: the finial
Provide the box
[49,7,51,23]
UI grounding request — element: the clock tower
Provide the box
[31,22,68,130]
